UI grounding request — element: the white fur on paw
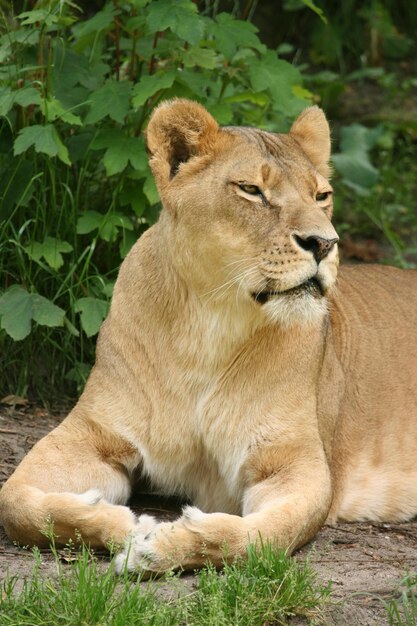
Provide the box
[182,505,207,523]
[114,514,158,574]
[76,489,103,505]
[135,513,158,536]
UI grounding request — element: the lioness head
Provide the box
[146,99,339,326]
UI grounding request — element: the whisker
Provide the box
[223,256,259,270]
[202,265,259,298]
[253,277,269,302]
[202,266,260,305]
[236,270,260,306]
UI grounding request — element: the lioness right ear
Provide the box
[146,99,219,187]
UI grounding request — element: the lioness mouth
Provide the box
[252,277,324,305]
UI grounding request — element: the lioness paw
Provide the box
[114,514,158,574]
[182,505,207,522]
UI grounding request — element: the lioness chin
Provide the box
[1,99,416,574]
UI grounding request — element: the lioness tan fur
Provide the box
[1,100,416,573]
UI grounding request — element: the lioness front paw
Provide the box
[114,514,158,574]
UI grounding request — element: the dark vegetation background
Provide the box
[0,0,416,403]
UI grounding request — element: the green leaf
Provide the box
[208,13,263,59]
[90,128,122,150]
[101,280,115,298]
[25,237,73,270]
[248,51,306,115]
[224,91,269,106]
[175,70,209,96]
[52,46,109,93]
[67,132,94,163]
[332,125,383,190]
[132,71,176,109]
[0,285,65,341]
[74,297,108,337]
[72,4,116,41]
[85,79,132,125]
[91,130,147,175]
[0,286,32,340]
[76,211,103,235]
[298,0,327,23]
[65,362,91,386]
[18,9,58,26]
[143,172,159,206]
[0,87,14,117]
[120,181,147,216]
[77,211,133,242]
[14,125,71,165]
[248,50,300,92]
[146,0,204,45]
[181,47,218,69]
[64,317,80,338]
[14,87,42,107]
[0,40,12,63]
[40,97,82,125]
[0,86,41,117]
[31,294,66,327]
[102,136,147,176]
[99,214,133,242]
[339,124,383,153]
[291,85,314,101]
[206,102,233,124]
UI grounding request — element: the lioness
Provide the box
[1,100,416,574]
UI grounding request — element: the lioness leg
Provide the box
[115,438,331,573]
[0,415,139,548]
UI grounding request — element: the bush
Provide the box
[0,0,314,399]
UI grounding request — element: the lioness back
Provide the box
[327,264,417,522]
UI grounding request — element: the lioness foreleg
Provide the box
[0,415,139,548]
[115,439,331,573]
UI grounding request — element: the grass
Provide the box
[0,540,331,626]
[386,573,417,626]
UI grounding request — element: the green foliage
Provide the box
[333,125,383,194]
[0,285,65,341]
[74,297,109,338]
[332,126,417,268]
[386,572,417,625]
[0,0,416,399]
[14,125,70,164]
[0,0,312,398]
[25,237,73,271]
[283,0,415,70]
[0,540,331,625]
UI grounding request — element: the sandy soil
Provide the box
[0,402,416,625]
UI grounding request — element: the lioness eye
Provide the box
[238,183,261,196]
[316,191,331,202]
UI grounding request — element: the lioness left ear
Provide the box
[146,99,219,187]
[290,106,331,177]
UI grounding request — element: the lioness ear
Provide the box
[290,106,331,177]
[146,99,219,186]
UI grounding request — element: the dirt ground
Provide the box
[0,402,416,625]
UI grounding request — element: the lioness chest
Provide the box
[132,378,257,514]
[120,324,311,515]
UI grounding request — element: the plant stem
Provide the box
[148,32,160,76]
[113,0,121,80]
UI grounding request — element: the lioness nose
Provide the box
[294,235,339,263]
